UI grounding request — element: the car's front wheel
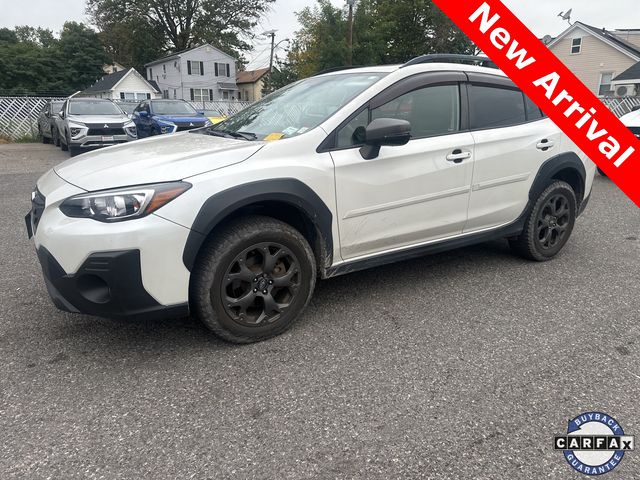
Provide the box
[60,131,68,151]
[192,215,316,343]
[509,181,577,261]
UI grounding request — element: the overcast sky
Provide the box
[1,0,639,69]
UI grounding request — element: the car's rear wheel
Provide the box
[509,181,577,261]
[192,215,316,344]
[40,127,50,144]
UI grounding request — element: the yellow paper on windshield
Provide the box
[264,133,285,141]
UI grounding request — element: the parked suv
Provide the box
[55,98,137,156]
[37,100,64,144]
[27,55,595,343]
[133,99,211,138]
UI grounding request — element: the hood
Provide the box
[68,114,131,125]
[154,114,207,124]
[54,132,264,191]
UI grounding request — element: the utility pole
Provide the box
[263,30,278,73]
[346,0,356,66]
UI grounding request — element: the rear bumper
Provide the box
[37,247,189,320]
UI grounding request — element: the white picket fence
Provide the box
[0,96,252,141]
[1,95,639,142]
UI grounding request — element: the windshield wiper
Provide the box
[205,128,257,141]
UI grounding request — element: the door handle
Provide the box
[536,139,555,151]
[446,149,472,163]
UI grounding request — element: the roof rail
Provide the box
[313,65,363,76]
[402,54,498,69]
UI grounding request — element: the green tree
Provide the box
[87,0,275,61]
[0,23,106,95]
[57,22,108,92]
[275,0,474,86]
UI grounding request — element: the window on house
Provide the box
[190,88,211,102]
[163,90,169,99]
[598,73,615,96]
[222,91,229,100]
[189,61,203,75]
[571,38,582,54]
[163,64,166,73]
[214,63,231,77]
[148,68,153,80]
[173,89,177,99]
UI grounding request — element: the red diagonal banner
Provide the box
[433,0,640,207]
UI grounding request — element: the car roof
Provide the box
[317,62,506,78]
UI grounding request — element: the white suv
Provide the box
[27,55,596,343]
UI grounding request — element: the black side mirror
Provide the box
[360,118,412,160]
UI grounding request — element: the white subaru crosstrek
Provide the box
[27,55,596,343]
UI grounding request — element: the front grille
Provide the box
[87,127,125,136]
[31,188,46,234]
[629,126,640,139]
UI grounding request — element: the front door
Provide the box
[330,79,474,260]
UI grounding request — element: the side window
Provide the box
[335,84,461,149]
[372,84,460,138]
[336,109,369,148]
[469,85,526,129]
[524,95,544,121]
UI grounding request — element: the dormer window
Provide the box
[571,38,582,54]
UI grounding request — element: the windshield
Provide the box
[117,103,138,114]
[210,72,387,140]
[152,101,198,116]
[69,100,123,116]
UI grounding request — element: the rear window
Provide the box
[469,85,526,129]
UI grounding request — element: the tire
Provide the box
[509,181,577,262]
[191,215,316,344]
[69,146,81,157]
[40,128,50,144]
[60,132,69,151]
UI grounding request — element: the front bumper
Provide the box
[29,169,193,319]
[37,247,188,320]
[70,134,133,149]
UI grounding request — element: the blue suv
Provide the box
[133,99,211,138]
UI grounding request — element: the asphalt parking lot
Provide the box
[1,143,639,479]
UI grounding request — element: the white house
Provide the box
[145,44,238,102]
[546,22,640,97]
[80,68,161,100]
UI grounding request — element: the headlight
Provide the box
[68,122,86,138]
[125,125,137,138]
[158,121,176,134]
[59,182,191,222]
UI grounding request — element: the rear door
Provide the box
[329,72,475,260]
[464,74,561,232]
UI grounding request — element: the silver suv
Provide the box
[55,98,137,156]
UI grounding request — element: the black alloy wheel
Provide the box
[221,242,301,326]
[509,181,577,261]
[535,194,572,252]
[192,215,316,344]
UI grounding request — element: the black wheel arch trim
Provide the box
[182,178,334,272]
[529,151,586,207]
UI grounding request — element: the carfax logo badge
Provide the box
[555,412,634,475]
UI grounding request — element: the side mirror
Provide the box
[59,110,65,118]
[44,111,50,118]
[359,118,412,160]
[137,111,149,118]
